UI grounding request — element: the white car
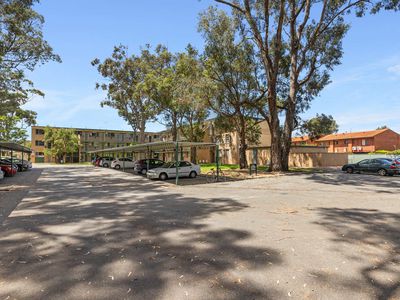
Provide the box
[99,156,115,168]
[111,158,135,169]
[147,161,200,180]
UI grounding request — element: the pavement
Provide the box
[0,165,399,300]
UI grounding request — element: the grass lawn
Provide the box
[200,163,326,174]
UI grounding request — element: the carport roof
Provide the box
[87,141,217,154]
[0,141,32,153]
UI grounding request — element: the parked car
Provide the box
[0,164,17,177]
[3,158,31,171]
[99,157,115,168]
[111,158,135,169]
[0,159,18,173]
[147,161,201,180]
[134,159,165,175]
[0,169,4,180]
[93,157,102,167]
[382,157,400,166]
[342,158,399,176]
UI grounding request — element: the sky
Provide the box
[23,0,400,137]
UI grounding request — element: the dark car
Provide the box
[342,158,399,176]
[133,159,165,175]
[2,158,30,171]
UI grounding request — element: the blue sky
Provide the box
[23,0,400,136]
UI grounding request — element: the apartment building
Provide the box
[315,128,400,153]
[31,120,273,165]
[31,126,160,163]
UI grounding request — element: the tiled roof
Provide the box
[292,136,310,142]
[316,129,389,142]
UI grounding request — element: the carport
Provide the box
[0,142,32,167]
[88,141,219,185]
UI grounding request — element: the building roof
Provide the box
[32,125,158,134]
[87,141,217,154]
[292,136,310,142]
[0,142,32,153]
[316,129,389,142]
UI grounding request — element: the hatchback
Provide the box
[111,158,135,169]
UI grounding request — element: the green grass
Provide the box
[200,163,240,173]
[200,164,326,174]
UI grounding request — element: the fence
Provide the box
[247,149,348,168]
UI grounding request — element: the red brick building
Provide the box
[315,128,400,153]
[291,136,316,146]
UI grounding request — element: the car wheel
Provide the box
[141,169,147,175]
[115,164,121,170]
[378,169,387,176]
[159,173,168,180]
[346,167,354,174]
[189,171,197,178]
[103,163,109,168]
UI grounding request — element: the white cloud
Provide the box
[387,64,400,75]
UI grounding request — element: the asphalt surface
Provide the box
[0,165,399,300]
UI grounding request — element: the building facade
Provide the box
[315,128,400,153]
[31,126,159,163]
[31,121,273,165]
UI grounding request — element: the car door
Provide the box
[356,159,370,173]
[167,163,178,178]
[179,161,191,177]
[368,159,382,173]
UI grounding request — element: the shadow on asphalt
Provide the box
[313,207,400,300]
[0,166,283,299]
[303,171,400,192]
[0,168,43,223]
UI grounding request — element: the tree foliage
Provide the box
[199,7,263,168]
[44,127,79,163]
[301,113,338,140]
[92,45,158,143]
[215,0,399,171]
[0,0,60,141]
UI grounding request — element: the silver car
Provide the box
[147,161,201,180]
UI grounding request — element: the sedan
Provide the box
[342,158,399,176]
[134,159,165,175]
[147,161,200,180]
[111,158,135,169]
[0,164,17,177]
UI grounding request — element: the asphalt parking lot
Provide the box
[0,165,399,300]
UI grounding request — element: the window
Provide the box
[36,152,44,156]
[334,140,339,145]
[179,161,191,167]
[35,129,45,135]
[359,159,370,166]
[35,140,45,146]
[362,139,366,146]
[344,140,349,145]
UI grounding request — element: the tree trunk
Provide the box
[238,118,248,169]
[171,112,178,142]
[267,85,283,172]
[138,118,146,144]
[190,147,197,164]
